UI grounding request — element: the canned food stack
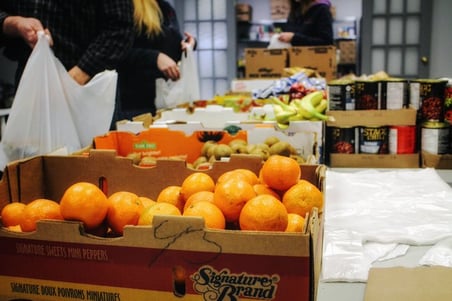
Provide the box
[325,75,452,168]
[412,79,451,156]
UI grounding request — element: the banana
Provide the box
[269,97,298,126]
[269,92,335,125]
[315,98,328,114]
[298,91,334,121]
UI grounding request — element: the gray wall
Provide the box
[429,0,452,78]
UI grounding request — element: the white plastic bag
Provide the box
[0,31,116,166]
[267,34,291,49]
[155,46,200,109]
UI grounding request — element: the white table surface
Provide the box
[317,168,452,301]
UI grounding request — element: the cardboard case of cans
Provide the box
[324,77,452,168]
[0,151,324,301]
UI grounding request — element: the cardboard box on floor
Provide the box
[325,108,420,168]
[364,266,452,301]
[0,151,325,301]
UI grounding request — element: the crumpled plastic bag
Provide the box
[322,168,452,282]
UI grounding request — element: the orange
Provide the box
[183,190,215,212]
[183,201,226,230]
[180,172,215,202]
[216,169,259,186]
[60,182,109,230]
[138,202,181,226]
[252,183,281,200]
[1,202,26,227]
[213,178,256,223]
[282,180,323,218]
[107,191,143,235]
[20,199,64,232]
[260,155,301,191]
[285,213,306,232]
[239,194,288,232]
[156,186,184,212]
[138,196,156,211]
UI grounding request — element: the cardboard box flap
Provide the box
[365,266,452,301]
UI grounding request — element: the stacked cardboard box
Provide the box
[245,46,337,81]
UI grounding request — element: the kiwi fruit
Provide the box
[269,141,293,157]
[213,144,233,160]
[264,136,280,146]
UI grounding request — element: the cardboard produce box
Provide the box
[289,46,337,81]
[0,151,325,301]
[116,106,325,164]
[245,48,288,79]
[125,120,324,164]
[93,127,247,164]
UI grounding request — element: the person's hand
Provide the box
[278,32,295,43]
[157,53,180,81]
[68,66,91,85]
[3,16,53,48]
[181,32,196,51]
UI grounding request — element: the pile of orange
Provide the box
[0,155,323,235]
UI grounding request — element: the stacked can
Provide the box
[421,121,451,154]
[444,78,452,124]
[355,80,382,110]
[410,79,448,122]
[327,79,355,110]
[358,126,389,154]
[380,78,408,109]
[327,126,357,154]
[389,126,417,154]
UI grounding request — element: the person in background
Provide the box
[0,1,135,87]
[278,0,334,46]
[114,0,196,122]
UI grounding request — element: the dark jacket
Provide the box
[0,0,135,85]
[286,1,334,46]
[117,0,183,115]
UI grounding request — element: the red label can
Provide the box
[412,79,448,122]
[355,80,382,110]
[389,125,417,154]
[445,79,452,124]
[327,126,357,154]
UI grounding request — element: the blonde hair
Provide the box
[133,0,163,37]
